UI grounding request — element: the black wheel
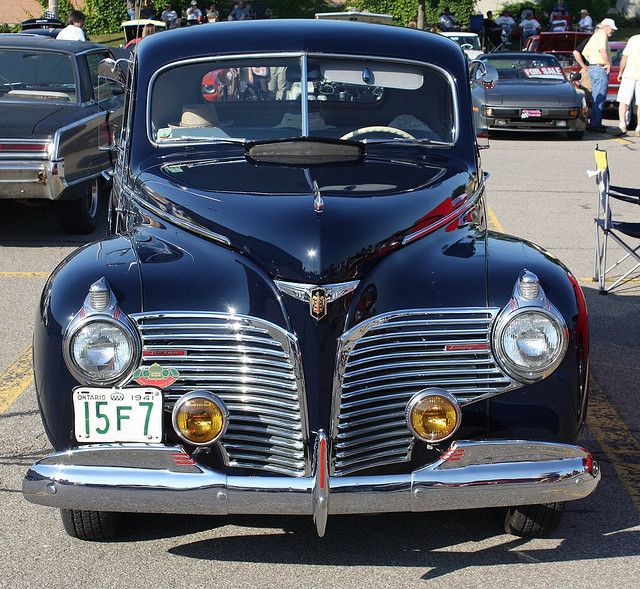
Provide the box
[60,509,121,540]
[501,502,565,537]
[59,177,101,234]
[567,130,585,140]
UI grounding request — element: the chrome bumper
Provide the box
[0,159,66,201]
[23,433,600,536]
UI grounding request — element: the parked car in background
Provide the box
[473,52,588,138]
[607,41,627,109]
[0,35,124,233]
[23,20,599,541]
[440,31,483,59]
[121,18,167,51]
[523,31,591,69]
[19,17,64,37]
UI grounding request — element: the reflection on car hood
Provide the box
[135,151,478,283]
[488,80,579,106]
[0,102,75,138]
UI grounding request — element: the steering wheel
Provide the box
[340,126,416,141]
[0,74,11,85]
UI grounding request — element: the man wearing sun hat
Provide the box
[577,9,593,32]
[582,18,617,131]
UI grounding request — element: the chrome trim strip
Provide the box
[125,184,232,246]
[402,179,484,245]
[23,440,600,530]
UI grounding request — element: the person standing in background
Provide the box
[57,10,86,41]
[614,33,640,136]
[581,18,617,132]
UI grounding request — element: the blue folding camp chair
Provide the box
[591,146,640,294]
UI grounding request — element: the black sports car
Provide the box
[473,52,588,139]
[0,35,124,233]
[23,21,599,540]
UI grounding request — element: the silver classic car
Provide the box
[0,35,123,233]
[473,52,588,139]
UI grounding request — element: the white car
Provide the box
[440,31,483,59]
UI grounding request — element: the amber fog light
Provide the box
[172,392,228,446]
[405,389,461,442]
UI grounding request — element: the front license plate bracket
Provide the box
[73,386,163,443]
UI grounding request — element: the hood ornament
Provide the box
[275,280,360,320]
[313,180,324,214]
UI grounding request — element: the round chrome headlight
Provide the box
[493,308,568,382]
[64,318,140,385]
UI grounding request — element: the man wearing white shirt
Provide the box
[578,9,593,32]
[57,10,87,41]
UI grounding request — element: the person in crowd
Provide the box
[186,1,203,25]
[57,10,86,41]
[581,18,617,131]
[550,11,568,31]
[229,1,251,20]
[496,9,516,39]
[615,33,640,136]
[577,9,593,32]
[206,3,220,22]
[552,0,568,16]
[519,11,540,46]
[141,3,156,19]
[161,3,180,28]
[126,0,136,20]
[438,7,459,31]
[483,11,507,47]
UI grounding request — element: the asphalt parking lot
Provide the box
[1,122,640,588]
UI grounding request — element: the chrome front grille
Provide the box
[331,308,519,476]
[130,312,309,476]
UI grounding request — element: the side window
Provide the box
[87,51,113,101]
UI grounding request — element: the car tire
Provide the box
[59,177,101,234]
[500,502,565,537]
[60,509,121,540]
[567,130,584,140]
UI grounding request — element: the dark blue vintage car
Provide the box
[0,35,123,233]
[23,20,599,540]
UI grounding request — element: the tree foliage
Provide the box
[349,0,476,28]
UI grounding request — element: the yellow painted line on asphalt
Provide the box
[489,201,640,510]
[587,376,640,512]
[0,346,33,415]
[0,271,49,278]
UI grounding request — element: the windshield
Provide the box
[480,55,565,81]
[445,34,481,51]
[0,49,77,103]
[149,55,455,145]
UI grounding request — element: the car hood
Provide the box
[134,149,479,284]
[0,102,78,138]
[487,81,578,106]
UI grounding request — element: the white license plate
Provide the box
[73,387,163,443]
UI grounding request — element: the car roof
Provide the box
[136,19,465,73]
[0,33,109,54]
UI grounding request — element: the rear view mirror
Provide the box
[98,58,130,92]
[470,61,498,89]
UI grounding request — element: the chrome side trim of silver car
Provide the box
[23,438,600,537]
